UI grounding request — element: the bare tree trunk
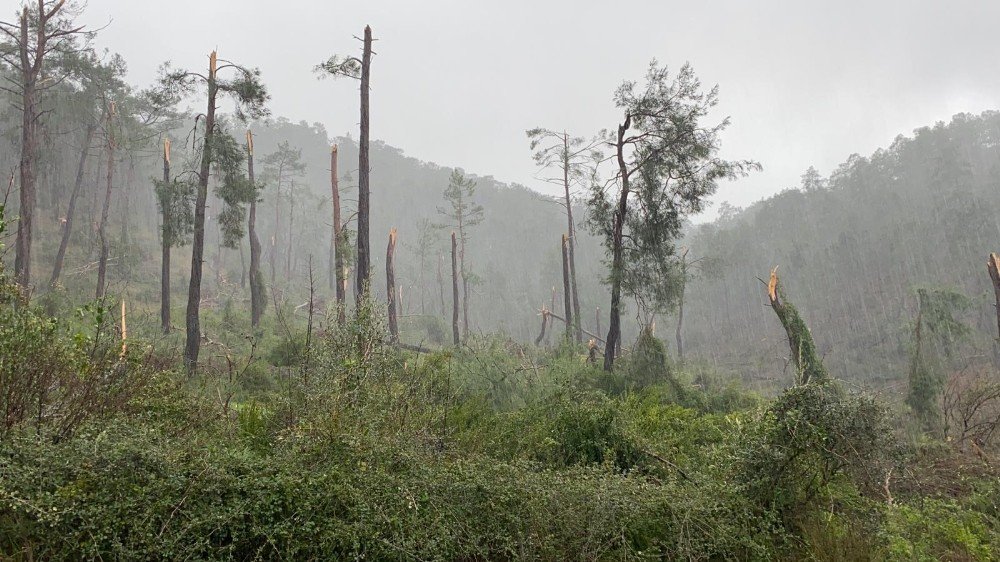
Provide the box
[304,255,315,383]
[561,234,573,342]
[451,231,459,346]
[563,132,582,343]
[355,25,373,304]
[120,161,134,277]
[286,188,294,277]
[50,122,97,289]
[535,308,548,345]
[596,307,601,339]
[676,250,687,363]
[247,130,264,328]
[386,228,399,343]
[96,103,116,300]
[330,145,347,326]
[185,51,219,372]
[160,139,171,334]
[604,117,632,371]
[437,253,446,317]
[988,253,1000,341]
[270,165,282,291]
[13,8,37,292]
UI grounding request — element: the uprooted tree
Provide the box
[767,266,828,386]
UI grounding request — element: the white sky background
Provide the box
[78,0,1000,220]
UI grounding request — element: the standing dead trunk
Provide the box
[451,232,460,346]
[50,122,97,289]
[330,145,347,326]
[160,139,171,333]
[355,25,373,304]
[562,132,582,343]
[96,102,116,300]
[535,307,549,345]
[286,188,294,277]
[247,130,265,329]
[561,234,573,342]
[386,228,399,343]
[766,266,828,385]
[988,253,1000,341]
[185,51,219,372]
[604,116,632,371]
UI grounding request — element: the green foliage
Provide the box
[735,382,895,522]
[153,175,194,247]
[211,129,256,248]
[772,280,829,386]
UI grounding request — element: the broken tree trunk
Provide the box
[767,266,828,385]
[988,253,1000,341]
[386,228,399,343]
[535,306,549,345]
[544,308,606,345]
[561,234,573,342]
[563,132,582,343]
[451,232,460,346]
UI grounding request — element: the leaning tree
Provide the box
[587,61,757,371]
[158,51,268,372]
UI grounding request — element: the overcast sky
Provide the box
[79,0,1000,219]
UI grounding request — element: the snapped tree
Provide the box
[158,50,269,372]
[436,169,484,342]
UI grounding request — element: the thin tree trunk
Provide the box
[355,25,373,304]
[270,164,282,291]
[451,232,459,346]
[676,251,687,363]
[239,239,246,288]
[437,254,446,317]
[247,130,264,328]
[286,188,294,277]
[96,103,115,300]
[386,228,399,343]
[561,234,573,342]
[160,138,171,334]
[563,132,582,343]
[331,144,346,326]
[120,161,134,277]
[185,51,219,372]
[604,117,632,371]
[596,307,601,339]
[50,122,96,289]
[14,7,37,292]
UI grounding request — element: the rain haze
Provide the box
[82,0,1000,217]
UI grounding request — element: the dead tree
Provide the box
[386,228,399,343]
[49,122,97,289]
[767,266,828,385]
[534,307,549,345]
[95,101,115,300]
[561,234,573,341]
[247,130,265,328]
[988,253,1000,341]
[451,231,460,346]
[331,144,347,325]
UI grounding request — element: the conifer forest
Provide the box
[2,1,1000,559]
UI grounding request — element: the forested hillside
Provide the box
[2,2,999,559]
[681,112,1000,387]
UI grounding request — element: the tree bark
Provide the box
[330,144,347,326]
[185,51,218,372]
[386,228,399,343]
[604,116,632,371]
[286,186,294,277]
[437,253,446,317]
[50,122,96,289]
[355,25,373,304]
[247,130,264,328]
[561,233,573,342]
[160,138,171,333]
[451,231,460,346]
[675,249,688,363]
[563,132,582,343]
[96,102,115,300]
[988,253,1000,341]
[14,7,37,292]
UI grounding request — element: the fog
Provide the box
[81,0,1000,218]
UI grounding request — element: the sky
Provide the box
[77,0,1000,220]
